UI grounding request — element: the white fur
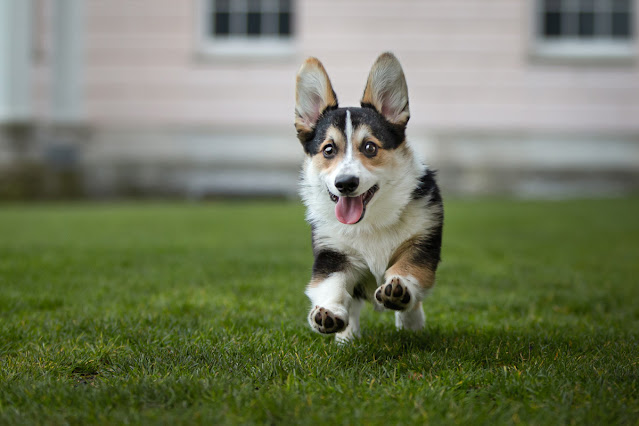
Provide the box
[336,299,363,344]
[302,144,434,274]
[301,140,439,342]
[344,110,354,153]
[395,301,426,331]
[305,270,354,331]
[297,53,440,342]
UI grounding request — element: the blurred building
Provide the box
[0,0,638,199]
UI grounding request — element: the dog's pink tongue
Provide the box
[335,195,364,224]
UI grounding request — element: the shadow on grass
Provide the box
[308,321,637,379]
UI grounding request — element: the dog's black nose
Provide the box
[335,175,359,194]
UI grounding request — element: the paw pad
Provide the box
[310,306,346,334]
[376,277,411,310]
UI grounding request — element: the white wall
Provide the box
[17,0,639,197]
[0,0,32,122]
[68,0,639,135]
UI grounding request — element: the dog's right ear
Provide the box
[295,57,338,144]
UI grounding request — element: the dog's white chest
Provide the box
[335,203,431,283]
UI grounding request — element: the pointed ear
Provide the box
[360,52,410,127]
[295,57,338,142]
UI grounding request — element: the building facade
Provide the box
[1,0,638,198]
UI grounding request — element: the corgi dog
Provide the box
[294,52,443,342]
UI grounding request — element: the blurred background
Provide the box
[0,0,637,200]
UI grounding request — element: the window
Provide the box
[534,0,635,60]
[199,0,295,57]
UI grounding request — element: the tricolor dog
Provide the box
[295,52,443,342]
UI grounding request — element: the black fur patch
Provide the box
[301,107,405,155]
[353,283,367,300]
[412,224,443,271]
[409,170,444,270]
[360,102,407,140]
[312,249,349,280]
[412,169,442,204]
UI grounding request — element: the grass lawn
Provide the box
[0,198,638,424]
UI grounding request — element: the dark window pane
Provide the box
[544,12,562,36]
[612,12,631,37]
[578,12,595,37]
[279,12,291,35]
[214,12,230,35]
[247,12,261,35]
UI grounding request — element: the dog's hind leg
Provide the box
[335,298,363,343]
[395,301,426,331]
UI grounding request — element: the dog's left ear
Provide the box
[361,52,410,128]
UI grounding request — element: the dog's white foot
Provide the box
[308,305,348,334]
[334,299,363,344]
[335,324,360,344]
[395,301,425,331]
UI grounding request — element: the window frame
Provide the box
[196,0,296,58]
[530,0,637,61]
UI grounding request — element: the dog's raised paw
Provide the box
[376,277,411,311]
[309,306,347,334]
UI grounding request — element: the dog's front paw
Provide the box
[375,277,412,311]
[309,306,347,334]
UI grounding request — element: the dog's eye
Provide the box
[323,144,336,159]
[363,141,378,157]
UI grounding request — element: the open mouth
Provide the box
[329,185,379,225]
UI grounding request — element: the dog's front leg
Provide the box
[305,248,360,336]
[375,235,440,331]
[305,270,355,335]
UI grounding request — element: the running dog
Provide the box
[294,52,443,342]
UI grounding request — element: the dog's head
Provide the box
[296,53,420,228]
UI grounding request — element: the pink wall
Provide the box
[40,0,636,134]
[298,0,639,134]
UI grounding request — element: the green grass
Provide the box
[0,198,638,425]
